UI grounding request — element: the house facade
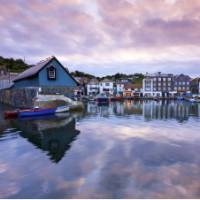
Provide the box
[174,74,191,95]
[87,78,99,96]
[116,82,125,96]
[123,83,135,97]
[13,56,78,89]
[99,79,114,96]
[190,78,200,95]
[143,72,175,97]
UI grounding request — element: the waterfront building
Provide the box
[174,74,191,95]
[13,56,78,89]
[116,81,125,96]
[142,72,175,97]
[87,78,99,96]
[123,83,135,97]
[99,79,114,96]
[190,78,200,95]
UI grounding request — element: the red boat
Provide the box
[4,110,18,118]
[4,108,32,119]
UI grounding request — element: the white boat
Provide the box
[55,106,69,113]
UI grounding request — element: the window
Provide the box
[47,66,56,80]
[105,83,110,86]
[168,78,171,81]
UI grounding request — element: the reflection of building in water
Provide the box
[123,101,143,115]
[87,101,143,117]
[13,115,80,163]
[143,101,200,122]
[86,101,200,121]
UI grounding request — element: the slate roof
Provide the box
[13,56,55,82]
[174,74,191,81]
[13,56,79,85]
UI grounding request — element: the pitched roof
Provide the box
[13,56,55,82]
[13,56,79,85]
[174,74,191,81]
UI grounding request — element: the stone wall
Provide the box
[0,86,75,108]
[0,88,38,108]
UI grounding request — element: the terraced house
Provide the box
[190,78,200,95]
[142,72,175,97]
[174,74,191,95]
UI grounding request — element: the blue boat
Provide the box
[19,108,55,118]
[95,94,109,105]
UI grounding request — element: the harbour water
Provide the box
[0,100,200,198]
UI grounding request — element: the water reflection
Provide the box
[0,101,200,198]
[11,114,80,163]
[86,100,200,122]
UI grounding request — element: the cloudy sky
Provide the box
[0,0,200,76]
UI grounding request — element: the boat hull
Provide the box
[19,108,55,118]
[4,111,18,119]
[96,98,109,105]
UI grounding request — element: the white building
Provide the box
[99,79,114,96]
[116,82,124,96]
[87,79,99,96]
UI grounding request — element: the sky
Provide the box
[0,0,200,77]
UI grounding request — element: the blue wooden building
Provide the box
[13,56,78,88]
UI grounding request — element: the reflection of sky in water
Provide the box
[0,101,200,198]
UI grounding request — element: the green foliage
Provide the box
[0,56,29,72]
[71,70,96,79]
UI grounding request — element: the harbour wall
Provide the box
[0,86,75,108]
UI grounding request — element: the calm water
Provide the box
[0,100,200,198]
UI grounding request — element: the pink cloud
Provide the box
[0,0,200,75]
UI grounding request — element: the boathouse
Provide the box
[13,56,78,88]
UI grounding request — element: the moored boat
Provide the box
[4,110,18,119]
[19,108,55,118]
[4,108,32,119]
[95,94,109,105]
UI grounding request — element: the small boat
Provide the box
[95,94,109,105]
[19,108,55,118]
[4,110,18,119]
[177,96,184,100]
[55,106,69,113]
[4,108,31,119]
[153,97,159,102]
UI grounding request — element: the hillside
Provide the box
[0,56,30,73]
